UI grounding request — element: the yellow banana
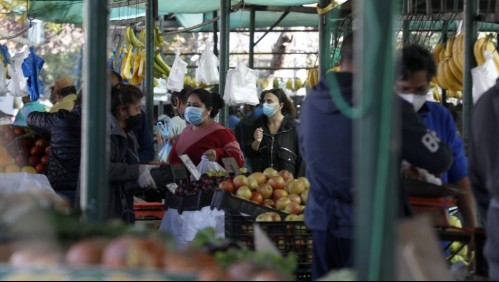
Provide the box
[273,78,280,88]
[154,52,171,76]
[121,45,134,80]
[293,78,303,91]
[474,36,488,65]
[129,27,144,49]
[285,78,293,91]
[307,67,319,88]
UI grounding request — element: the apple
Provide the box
[257,183,273,199]
[30,146,44,157]
[248,172,266,184]
[285,214,299,221]
[34,138,47,148]
[218,180,235,193]
[35,163,45,174]
[296,214,305,221]
[235,186,252,200]
[284,202,301,215]
[262,199,275,208]
[272,189,288,202]
[233,175,249,189]
[300,190,309,203]
[268,176,285,190]
[247,177,259,190]
[299,205,306,214]
[297,177,311,190]
[28,156,40,167]
[250,191,263,205]
[288,194,301,204]
[286,179,306,195]
[279,169,294,183]
[267,212,282,222]
[275,197,292,210]
[255,213,273,222]
[40,155,49,165]
[263,167,279,178]
[13,127,25,136]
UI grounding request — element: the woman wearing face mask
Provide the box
[167,88,245,168]
[247,88,304,176]
[107,84,158,224]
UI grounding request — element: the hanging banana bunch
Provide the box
[474,33,499,70]
[293,77,303,92]
[285,78,293,91]
[153,51,171,79]
[307,67,319,88]
[434,37,462,91]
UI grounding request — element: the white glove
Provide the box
[138,165,159,189]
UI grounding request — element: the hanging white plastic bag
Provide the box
[223,61,259,106]
[156,121,172,162]
[196,42,220,85]
[196,155,226,175]
[167,50,188,92]
[472,52,499,103]
[7,45,29,97]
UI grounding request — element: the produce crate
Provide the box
[164,190,213,214]
[409,197,457,227]
[224,212,312,281]
[133,202,165,220]
[210,189,287,218]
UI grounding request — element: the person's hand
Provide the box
[203,149,217,162]
[138,165,159,189]
[254,127,263,143]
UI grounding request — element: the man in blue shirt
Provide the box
[395,45,477,229]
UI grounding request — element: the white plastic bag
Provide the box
[472,52,499,103]
[158,141,172,163]
[166,50,188,92]
[156,120,172,162]
[196,42,219,85]
[196,155,226,174]
[7,45,29,97]
[223,61,259,106]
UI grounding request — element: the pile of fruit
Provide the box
[0,125,50,174]
[218,167,310,222]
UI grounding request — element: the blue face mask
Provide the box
[185,106,206,125]
[262,103,277,117]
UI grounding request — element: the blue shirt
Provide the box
[418,101,468,183]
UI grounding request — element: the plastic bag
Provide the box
[223,61,259,106]
[472,52,499,103]
[156,121,172,162]
[7,45,29,97]
[196,155,226,175]
[167,50,188,92]
[196,42,220,85]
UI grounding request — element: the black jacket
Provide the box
[245,115,303,176]
[27,105,82,191]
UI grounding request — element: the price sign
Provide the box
[179,154,201,181]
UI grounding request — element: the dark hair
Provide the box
[109,71,123,86]
[171,85,193,108]
[110,83,144,117]
[397,45,436,82]
[188,88,225,118]
[57,86,77,97]
[260,88,296,117]
[340,33,354,65]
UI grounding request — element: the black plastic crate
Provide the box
[210,189,287,218]
[224,212,312,278]
[164,190,213,214]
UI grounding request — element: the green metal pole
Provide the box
[219,0,230,127]
[82,0,109,224]
[145,0,155,129]
[249,8,255,69]
[463,0,478,151]
[318,0,332,76]
[355,0,399,280]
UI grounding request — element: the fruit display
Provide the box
[217,168,310,221]
[0,125,49,174]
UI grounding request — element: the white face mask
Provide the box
[398,93,426,112]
